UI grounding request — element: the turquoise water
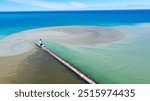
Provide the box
[1,10,150,83]
[44,25,150,83]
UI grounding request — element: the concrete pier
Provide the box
[36,44,96,84]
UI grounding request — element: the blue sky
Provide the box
[0,0,150,11]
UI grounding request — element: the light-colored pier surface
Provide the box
[36,44,96,84]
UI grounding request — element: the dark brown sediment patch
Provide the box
[0,45,86,84]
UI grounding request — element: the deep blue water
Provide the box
[0,10,150,38]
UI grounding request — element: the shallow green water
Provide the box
[44,25,150,84]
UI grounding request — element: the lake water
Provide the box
[0,10,150,83]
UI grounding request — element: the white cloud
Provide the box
[9,0,88,10]
[89,3,150,10]
[70,2,87,8]
[8,0,150,11]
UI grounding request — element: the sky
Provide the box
[0,0,150,11]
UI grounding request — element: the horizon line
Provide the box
[0,9,150,12]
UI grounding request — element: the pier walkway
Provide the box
[36,44,96,84]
